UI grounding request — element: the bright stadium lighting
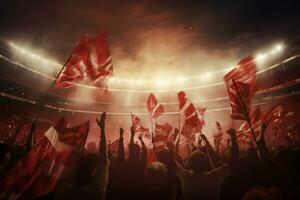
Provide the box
[201,73,211,81]
[275,43,284,52]
[177,77,185,83]
[155,80,168,87]
[256,53,267,61]
[8,41,61,67]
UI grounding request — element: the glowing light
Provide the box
[201,73,211,81]
[256,53,267,61]
[155,80,168,87]
[109,77,115,85]
[6,40,286,87]
[177,77,185,83]
[8,41,61,67]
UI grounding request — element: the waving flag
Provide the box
[177,91,187,110]
[56,32,113,89]
[131,114,151,139]
[224,56,257,120]
[55,36,90,89]
[88,32,113,87]
[237,106,262,138]
[0,118,89,199]
[177,91,204,137]
[153,122,173,149]
[147,93,164,119]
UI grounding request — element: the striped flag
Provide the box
[153,122,173,149]
[56,32,113,89]
[131,114,151,139]
[0,118,89,199]
[177,91,205,137]
[147,93,164,119]
[55,36,90,89]
[88,32,113,87]
[237,106,262,138]
[224,56,257,120]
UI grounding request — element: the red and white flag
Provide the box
[0,118,89,199]
[224,56,257,120]
[88,32,113,87]
[147,93,164,119]
[56,32,113,89]
[55,36,90,89]
[177,91,187,110]
[181,120,201,139]
[131,114,151,139]
[177,91,205,136]
[153,122,173,149]
[237,106,262,138]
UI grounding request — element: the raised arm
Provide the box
[129,126,136,161]
[200,134,221,167]
[117,128,125,162]
[97,112,108,165]
[257,122,269,156]
[226,128,239,165]
[138,134,148,166]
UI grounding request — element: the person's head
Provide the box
[186,150,210,173]
[241,188,273,200]
[75,153,99,186]
[86,142,97,154]
[157,149,174,171]
[144,162,167,191]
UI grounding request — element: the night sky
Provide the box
[1,0,300,79]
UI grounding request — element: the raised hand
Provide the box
[96,112,106,129]
[119,128,124,137]
[200,134,207,140]
[138,134,143,141]
[226,128,236,137]
[130,126,135,137]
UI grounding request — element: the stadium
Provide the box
[0,1,300,200]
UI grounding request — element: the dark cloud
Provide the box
[1,0,299,78]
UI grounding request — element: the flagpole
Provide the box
[26,37,84,150]
[232,79,258,145]
[34,37,84,122]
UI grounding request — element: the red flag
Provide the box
[181,121,201,138]
[177,91,187,110]
[147,93,164,119]
[56,33,113,89]
[0,119,89,199]
[55,36,90,89]
[266,105,288,131]
[131,114,151,139]
[153,122,173,149]
[88,32,113,87]
[224,56,257,120]
[238,106,261,138]
[109,139,119,152]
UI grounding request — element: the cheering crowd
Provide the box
[0,110,299,200]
